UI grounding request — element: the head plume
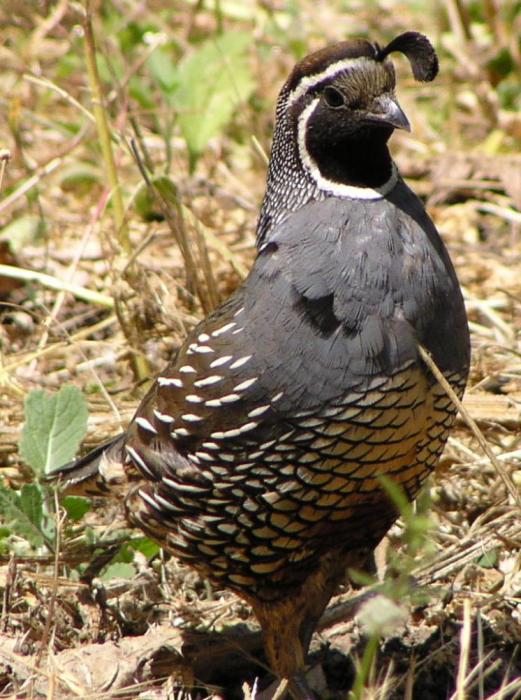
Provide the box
[377,31,438,82]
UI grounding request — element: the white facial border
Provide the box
[297,98,398,200]
[286,57,373,108]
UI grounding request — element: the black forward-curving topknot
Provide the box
[377,31,438,82]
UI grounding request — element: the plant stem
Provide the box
[82,1,150,382]
[0,263,114,308]
[82,2,130,256]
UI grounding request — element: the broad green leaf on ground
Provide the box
[150,32,254,167]
[62,496,92,522]
[19,386,88,475]
[129,537,160,559]
[101,562,136,581]
[0,483,45,548]
[147,44,179,93]
[0,215,45,254]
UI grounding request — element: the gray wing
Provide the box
[117,186,469,596]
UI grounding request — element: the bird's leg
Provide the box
[251,559,346,700]
[287,671,317,700]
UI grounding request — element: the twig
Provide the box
[0,264,114,308]
[0,158,62,215]
[24,74,96,125]
[0,149,11,192]
[271,679,288,700]
[418,344,521,507]
[456,598,471,700]
[29,492,65,700]
[129,137,210,309]
[476,201,521,225]
[444,0,472,46]
[82,3,130,256]
[1,315,116,376]
[477,610,484,700]
[251,134,269,166]
[83,1,150,383]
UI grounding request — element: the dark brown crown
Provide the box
[285,39,378,93]
[285,31,438,96]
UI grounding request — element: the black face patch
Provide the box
[298,60,397,189]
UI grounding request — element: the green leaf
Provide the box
[129,537,160,559]
[476,549,498,569]
[172,32,254,166]
[147,44,180,93]
[129,76,156,110]
[62,496,91,522]
[0,215,45,254]
[0,483,45,548]
[19,386,88,475]
[101,562,136,580]
[59,163,101,194]
[19,483,44,531]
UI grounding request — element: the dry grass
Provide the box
[0,1,520,698]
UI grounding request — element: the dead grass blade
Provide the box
[418,344,521,507]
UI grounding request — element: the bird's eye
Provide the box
[323,86,344,108]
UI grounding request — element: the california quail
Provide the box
[50,32,470,699]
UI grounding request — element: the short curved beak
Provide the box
[365,94,411,132]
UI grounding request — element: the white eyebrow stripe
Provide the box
[296,98,398,200]
[286,56,371,107]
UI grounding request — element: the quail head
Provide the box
[49,31,470,700]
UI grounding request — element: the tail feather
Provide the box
[46,434,127,497]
